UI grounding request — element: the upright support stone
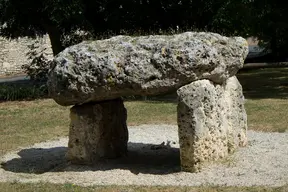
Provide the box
[223,77,248,150]
[177,76,247,172]
[66,98,128,164]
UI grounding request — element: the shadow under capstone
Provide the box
[1,142,180,175]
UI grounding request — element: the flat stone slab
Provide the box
[48,32,248,106]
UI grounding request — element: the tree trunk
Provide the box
[45,25,64,56]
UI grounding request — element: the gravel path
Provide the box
[1,124,288,187]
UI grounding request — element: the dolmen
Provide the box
[48,32,249,172]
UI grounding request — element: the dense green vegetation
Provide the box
[0,0,287,59]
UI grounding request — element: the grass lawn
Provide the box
[0,67,288,191]
[237,67,288,132]
[1,182,287,192]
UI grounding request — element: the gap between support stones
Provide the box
[65,77,248,173]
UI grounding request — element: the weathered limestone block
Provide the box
[66,98,128,164]
[48,32,248,106]
[177,76,247,172]
[224,76,248,150]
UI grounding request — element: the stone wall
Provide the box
[0,35,53,76]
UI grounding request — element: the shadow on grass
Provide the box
[125,68,288,102]
[0,80,48,101]
[3,68,287,102]
[237,68,288,99]
[1,143,180,175]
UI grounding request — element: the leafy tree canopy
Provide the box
[0,0,88,55]
[0,0,287,59]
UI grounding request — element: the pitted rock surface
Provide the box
[67,98,128,164]
[48,32,248,106]
[177,76,247,172]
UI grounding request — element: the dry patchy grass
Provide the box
[125,100,177,125]
[0,99,177,156]
[237,67,288,99]
[0,99,69,156]
[0,182,287,192]
[1,68,288,191]
[1,96,287,155]
[245,99,288,132]
[237,67,288,132]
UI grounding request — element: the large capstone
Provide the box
[177,76,247,172]
[48,32,248,106]
[66,98,128,164]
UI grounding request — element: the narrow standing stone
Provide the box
[66,98,128,164]
[177,76,247,172]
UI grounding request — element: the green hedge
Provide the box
[0,82,48,101]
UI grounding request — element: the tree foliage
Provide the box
[213,0,288,60]
[0,0,287,59]
[250,0,288,60]
[0,0,89,55]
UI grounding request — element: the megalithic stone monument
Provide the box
[48,32,249,172]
